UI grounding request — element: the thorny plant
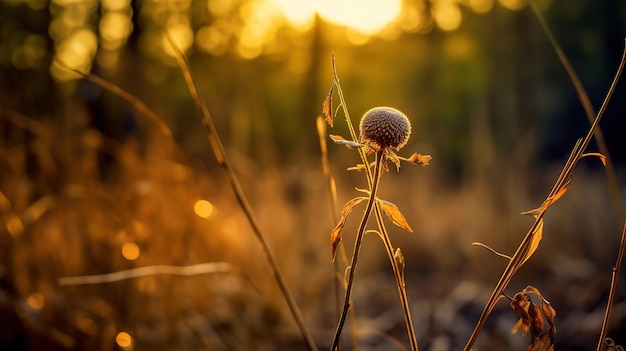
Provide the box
[464,39,626,351]
[322,54,431,351]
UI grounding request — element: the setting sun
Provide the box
[272,0,402,35]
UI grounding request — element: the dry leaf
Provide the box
[322,83,334,127]
[522,178,571,216]
[331,197,367,260]
[520,218,544,267]
[329,134,364,149]
[511,293,533,335]
[347,164,368,172]
[511,286,557,351]
[378,199,413,233]
[403,153,432,166]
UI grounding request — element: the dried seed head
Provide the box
[359,107,411,151]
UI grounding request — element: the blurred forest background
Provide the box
[1,0,626,350]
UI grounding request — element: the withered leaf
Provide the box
[520,218,544,267]
[522,178,572,216]
[378,199,414,233]
[528,332,555,351]
[329,134,364,149]
[322,83,334,127]
[403,153,432,166]
[331,197,367,260]
[511,286,557,351]
[511,293,533,335]
[347,164,368,172]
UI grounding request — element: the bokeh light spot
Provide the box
[115,331,132,348]
[101,0,131,11]
[433,2,462,31]
[26,292,45,310]
[121,242,140,261]
[467,0,494,14]
[194,200,215,219]
[221,218,238,236]
[99,12,132,49]
[51,28,98,81]
[163,19,194,57]
[498,0,527,11]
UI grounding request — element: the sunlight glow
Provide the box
[272,0,402,35]
[194,200,215,219]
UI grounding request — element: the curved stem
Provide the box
[330,150,385,351]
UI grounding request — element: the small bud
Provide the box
[359,107,411,152]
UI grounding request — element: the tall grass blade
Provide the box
[166,35,317,351]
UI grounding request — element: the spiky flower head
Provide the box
[359,107,411,152]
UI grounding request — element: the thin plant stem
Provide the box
[331,149,385,351]
[167,36,317,351]
[530,1,624,227]
[463,39,626,351]
[597,221,626,351]
[331,54,419,351]
[372,209,420,351]
[317,116,357,350]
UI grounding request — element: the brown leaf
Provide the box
[329,134,364,149]
[512,286,557,351]
[322,83,334,127]
[378,199,413,233]
[528,332,555,351]
[511,292,533,335]
[403,153,432,166]
[331,197,367,260]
